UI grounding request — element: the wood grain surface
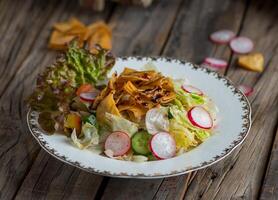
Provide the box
[0,0,277,199]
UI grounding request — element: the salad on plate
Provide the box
[28,41,218,162]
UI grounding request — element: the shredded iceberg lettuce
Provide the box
[168,105,211,149]
[105,113,139,137]
[71,123,99,149]
[174,84,206,109]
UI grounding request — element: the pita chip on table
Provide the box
[238,53,264,72]
[49,18,112,52]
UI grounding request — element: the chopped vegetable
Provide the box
[71,122,99,149]
[105,113,139,137]
[83,114,98,127]
[187,106,213,129]
[204,57,228,68]
[145,107,170,135]
[209,30,235,44]
[238,53,264,72]
[229,36,254,54]
[238,85,254,97]
[104,131,131,156]
[132,155,148,162]
[76,84,94,96]
[181,85,203,96]
[150,132,176,159]
[168,105,212,149]
[132,131,152,155]
[80,91,99,102]
[64,113,81,134]
[174,84,206,109]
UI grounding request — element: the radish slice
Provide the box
[238,85,253,96]
[145,108,169,135]
[79,91,99,102]
[182,84,203,95]
[229,37,254,54]
[104,131,131,157]
[188,106,213,129]
[201,63,219,71]
[204,57,228,68]
[149,132,176,159]
[210,30,236,44]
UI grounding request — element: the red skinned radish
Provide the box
[188,106,213,129]
[104,131,131,157]
[230,37,254,54]
[204,57,228,68]
[79,91,99,102]
[238,85,253,96]
[201,63,219,71]
[210,30,235,44]
[149,132,176,159]
[182,85,203,95]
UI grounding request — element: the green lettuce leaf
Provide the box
[105,113,139,137]
[174,84,206,109]
[71,122,99,149]
[168,105,211,149]
[66,42,115,85]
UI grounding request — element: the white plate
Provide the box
[27,57,251,179]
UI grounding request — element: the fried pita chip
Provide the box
[48,30,76,50]
[49,18,112,52]
[53,18,85,33]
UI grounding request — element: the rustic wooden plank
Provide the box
[14,151,103,200]
[101,0,247,199]
[109,0,183,56]
[14,0,182,199]
[260,128,278,200]
[157,0,278,199]
[0,0,112,199]
[0,0,60,96]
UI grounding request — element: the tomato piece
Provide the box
[76,84,94,96]
[64,113,81,134]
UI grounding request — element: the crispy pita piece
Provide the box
[123,81,138,95]
[48,30,76,50]
[85,21,112,40]
[92,73,118,109]
[95,68,175,123]
[121,68,137,75]
[89,29,112,51]
[67,26,87,40]
[70,18,86,28]
[87,22,112,51]
[53,18,85,33]
[118,105,146,123]
[159,91,176,104]
[96,91,121,125]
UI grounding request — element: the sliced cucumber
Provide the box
[82,115,98,127]
[132,131,152,155]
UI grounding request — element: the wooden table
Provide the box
[0,0,277,199]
